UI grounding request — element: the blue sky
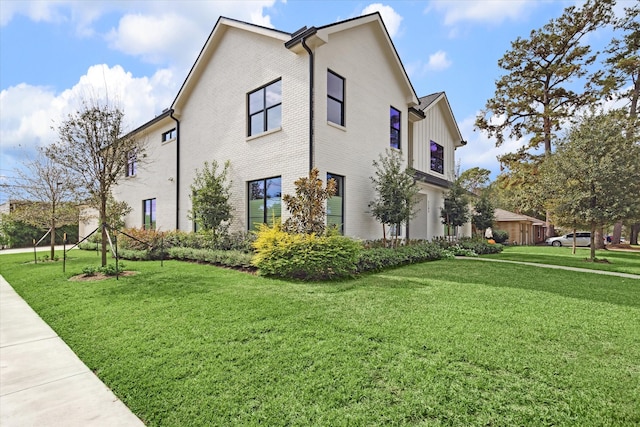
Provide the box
[0,0,629,201]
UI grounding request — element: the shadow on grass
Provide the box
[484,249,640,275]
[392,260,640,309]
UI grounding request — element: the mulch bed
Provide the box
[69,271,138,282]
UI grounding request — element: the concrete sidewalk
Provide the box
[0,275,144,426]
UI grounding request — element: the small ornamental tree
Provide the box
[189,160,232,239]
[369,149,420,247]
[472,192,495,237]
[441,179,470,240]
[6,149,79,259]
[47,98,144,266]
[282,168,336,235]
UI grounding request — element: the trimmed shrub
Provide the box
[433,237,503,255]
[492,229,509,244]
[168,247,253,269]
[252,223,361,280]
[356,241,445,273]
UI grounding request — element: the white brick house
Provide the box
[113,13,471,241]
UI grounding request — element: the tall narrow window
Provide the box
[248,177,281,230]
[248,79,282,136]
[143,198,156,230]
[430,141,444,174]
[327,70,345,126]
[126,149,137,177]
[326,173,344,234]
[390,107,401,149]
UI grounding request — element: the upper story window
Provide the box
[248,177,282,230]
[327,70,345,126]
[248,79,282,137]
[126,149,137,177]
[162,128,177,142]
[390,107,401,149]
[430,140,444,174]
[143,198,156,230]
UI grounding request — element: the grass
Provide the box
[1,250,639,426]
[483,245,640,275]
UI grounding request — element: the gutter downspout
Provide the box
[169,110,180,230]
[301,38,314,170]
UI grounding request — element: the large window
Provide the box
[126,149,137,177]
[430,140,444,174]
[143,198,156,230]
[248,79,282,137]
[326,173,344,234]
[390,107,401,149]
[162,128,176,142]
[248,177,281,230]
[327,70,345,126]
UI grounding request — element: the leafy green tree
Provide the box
[369,149,420,246]
[601,3,639,244]
[458,167,491,196]
[282,168,336,235]
[541,109,640,260]
[47,98,144,266]
[440,179,470,240]
[472,193,495,236]
[189,160,232,239]
[475,0,614,237]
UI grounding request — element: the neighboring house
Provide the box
[113,13,471,241]
[494,208,546,245]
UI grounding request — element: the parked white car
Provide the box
[545,232,591,247]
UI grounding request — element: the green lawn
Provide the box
[1,250,639,426]
[483,245,640,275]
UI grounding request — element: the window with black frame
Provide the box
[248,177,282,230]
[326,173,344,233]
[390,107,401,149]
[327,70,345,126]
[143,198,156,230]
[430,140,444,174]
[248,79,282,137]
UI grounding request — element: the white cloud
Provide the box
[361,3,403,38]
[0,64,177,180]
[427,0,533,26]
[425,51,452,71]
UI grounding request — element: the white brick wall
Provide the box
[114,16,471,241]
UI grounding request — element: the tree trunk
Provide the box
[589,224,596,261]
[631,223,640,245]
[545,210,555,239]
[50,220,56,260]
[100,195,108,267]
[595,227,605,250]
[611,222,622,245]
[572,227,576,255]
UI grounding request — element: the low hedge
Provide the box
[252,224,361,280]
[357,242,446,273]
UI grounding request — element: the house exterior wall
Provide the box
[413,102,458,182]
[313,21,413,240]
[176,26,309,232]
[496,220,533,245]
[112,116,178,231]
[112,15,472,242]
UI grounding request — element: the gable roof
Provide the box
[172,17,291,113]
[494,208,545,226]
[171,13,419,114]
[417,92,465,147]
[286,13,419,106]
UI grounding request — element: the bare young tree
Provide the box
[46,98,144,266]
[5,149,80,258]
